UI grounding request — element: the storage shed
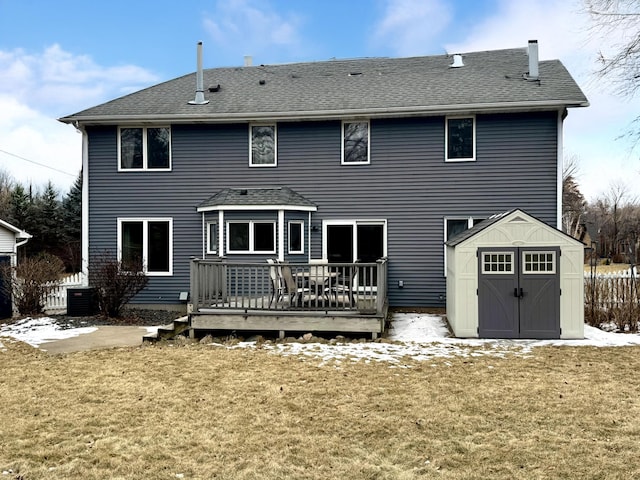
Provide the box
[446,209,584,339]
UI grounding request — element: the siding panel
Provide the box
[87,111,559,306]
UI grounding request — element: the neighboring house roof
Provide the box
[0,218,32,240]
[446,209,584,247]
[59,46,588,125]
[197,187,317,212]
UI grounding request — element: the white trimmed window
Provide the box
[444,216,484,275]
[206,221,217,255]
[118,218,173,275]
[118,127,171,170]
[482,252,514,274]
[523,251,556,274]
[250,124,277,166]
[288,221,304,254]
[342,121,370,164]
[227,221,276,254]
[445,116,475,162]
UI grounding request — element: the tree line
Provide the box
[563,159,639,265]
[0,169,81,272]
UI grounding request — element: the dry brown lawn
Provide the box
[1,340,640,479]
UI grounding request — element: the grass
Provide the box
[1,341,640,479]
[584,263,635,274]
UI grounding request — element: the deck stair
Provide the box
[142,316,189,343]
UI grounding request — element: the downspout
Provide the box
[81,126,89,286]
[557,109,564,230]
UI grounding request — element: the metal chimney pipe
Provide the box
[527,40,539,81]
[189,41,209,105]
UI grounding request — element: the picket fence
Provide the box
[584,269,639,308]
[44,272,87,312]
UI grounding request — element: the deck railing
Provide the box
[189,258,388,315]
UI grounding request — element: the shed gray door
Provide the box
[478,247,560,339]
[0,256,11,319]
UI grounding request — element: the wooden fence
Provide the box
[584,270,640,330]
[43,272,87,312]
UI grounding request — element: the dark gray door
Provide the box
[478,247,560,339]
[519,247,560,339]
[0,256,12,319]
[478,248,519,338]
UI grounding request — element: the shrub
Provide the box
[89,251,148,318]
[0,253,65,315]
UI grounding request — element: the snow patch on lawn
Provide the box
[3,312,640,363]
[0,317,97,347]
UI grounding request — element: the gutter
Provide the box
[59,99,590,126]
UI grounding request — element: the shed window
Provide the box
[482,252,514,274]
[523,252,555,274]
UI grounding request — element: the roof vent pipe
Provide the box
[450,54,464,68]
[244,55,253,67]
[188,41,209,105]
[527,40,539,81]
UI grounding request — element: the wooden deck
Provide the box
[188,259,388,339]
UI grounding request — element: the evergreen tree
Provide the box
[61,172,82,271]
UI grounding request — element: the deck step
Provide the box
[142,316,189,343]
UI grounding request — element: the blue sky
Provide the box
[0,0,638,200]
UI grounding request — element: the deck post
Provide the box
[190,258,199,312]
[279,330,285,339]
[376,258,386,315]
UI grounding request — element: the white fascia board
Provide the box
[197,204,317,213]
[59,100,591,126]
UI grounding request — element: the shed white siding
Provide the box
[446,210,584,339]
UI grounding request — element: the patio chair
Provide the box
[280,264,314,306]
[267,259,284,307]
[329,262,359,307]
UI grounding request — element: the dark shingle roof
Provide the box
[60,47,588,124]
[197,187,317,211]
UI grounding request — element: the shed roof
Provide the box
[197,187,317,212]
[60,46,588,125]
[446,209,584,247]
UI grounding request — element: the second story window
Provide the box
[446,116,475,162]
[250,124,277,166]
[119,127,171,170]
[342,121,370,164]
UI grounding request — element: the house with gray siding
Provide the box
[59,41,588,317]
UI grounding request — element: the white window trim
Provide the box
[117,126,172,171]
[249,123,277,167]
[321,219,387,261]
[481,252,515,275]
[522,251,556,275]
[341,120,371,165]
[117,217,173,276]
[226,220,277,254]
[206,221,217,255]
[288,221,304,254]
[443,216,477,276]
[445,115,476,162]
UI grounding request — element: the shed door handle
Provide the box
[519,288,524,298]
[514,288,519,298]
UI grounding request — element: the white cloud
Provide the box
[203,0,305,64]
[372,0,453,56]
[0,45,159,192]
[0,45,158,116]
